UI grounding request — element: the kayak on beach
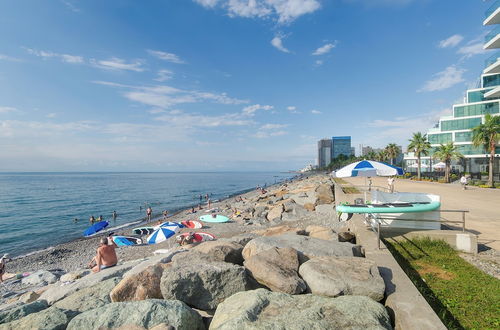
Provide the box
[112,236,142,246]
[336,201,441,214]
[181,220,203,229]
[199,214,230,223]
[177,232,215,243]
[83,221,109,237]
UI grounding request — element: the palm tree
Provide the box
[365,151,377,160]
[385,143,400,165]
[408,132,431,180]
[376,150,388,162]
[472,114,500,187]
[433,142,463,183]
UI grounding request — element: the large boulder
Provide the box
[210,289,391,329]
[110,264,167,302]
[66,299,203,330]
[18,291,40,304]
[54,277,120,313]
[252,225,305,237]
[193,241,244,265]
[0,307,70,330]
[160,261,251,310]
[218,233,257,247]
[244,247,306,294]
[305,225,337,241]
[242,234,363,263]
[266,205,284,222]
[315,183,334,205]
[299,257,385,301]
[290,191,318,207]
[0,300,48,324]
[39,262,134,305]
[22,270,59,286]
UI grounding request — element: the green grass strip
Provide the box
[385,237,500,330]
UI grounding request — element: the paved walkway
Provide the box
[343,177,500,251]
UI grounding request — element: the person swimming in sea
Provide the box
[89,215,95,224]
[112,211,117,220]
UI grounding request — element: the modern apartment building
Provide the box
[332,136,352,159]
[317,139,332,168]
[404,2,500,174]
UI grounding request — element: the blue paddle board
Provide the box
[83,221,109,237]
[112,236,142,247]
[199,214,230,223]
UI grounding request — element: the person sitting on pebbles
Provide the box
[176,233,195,246]
[88,237,117,273]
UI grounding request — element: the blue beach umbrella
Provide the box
[332,160,404,178]
[147,226,180,244]
[158,221,185,228]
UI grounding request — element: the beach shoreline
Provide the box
[4,173,305,276]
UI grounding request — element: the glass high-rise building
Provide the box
[332,136,352,159]
[404,3,500,174]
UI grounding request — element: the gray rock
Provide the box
[210,289,392,330]
[161,261,251,310]
[219,233,257,247]
[53,277,120,313]
[244,247,306,294]
[66,299,203,330]
[299,257,385,301]
[193,241,244,265]
[39,261,134,305]
[0,300,48,324]
[59,270,90,283]
[315,183,335,205]
[22,270,59,286]
[291,192,318,207]
[123,252,183,278]
[253,205,268,218]
[242,233,363,263]
[266,204,284,222]
[0,307,70,330]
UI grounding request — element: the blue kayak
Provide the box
[112,236,142,247]
[83,221,109,237]
[336,201,441,214]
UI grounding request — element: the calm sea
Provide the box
[0,172,292,257]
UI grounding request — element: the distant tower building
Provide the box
[317,139,333,168]
[351,147,355,156]
[362,146,374,156]
[332,136,352,158]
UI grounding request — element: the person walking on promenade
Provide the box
[387,177,395,193]
[460,175,468,190]
[88,237,117,273]
[146,207,152,222]
[0,254,12,282]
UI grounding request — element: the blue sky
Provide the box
[0,0,492,171]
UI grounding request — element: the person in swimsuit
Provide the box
[88,237,117,273]
[112,211,117,220]
[89,215,95,224]
[146,207,152,222]
[0,254,12,282]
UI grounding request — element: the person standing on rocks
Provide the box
[0,254,12,282]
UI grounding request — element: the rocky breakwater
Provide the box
[0,175,391,329]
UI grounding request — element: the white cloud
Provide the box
[242,104,274,116]
[0,54,21,62]
[418,65,466,92]
[46,113,57,118]
[194,0,321,24]
[0,106,17,113]
[154,69,174,82]
[25,48,84,64]
[60,0,80,12]
[95,81,248,109]
[312,42,337,55]
[457,42,488,58]
[311,109,321,114]
[271,36,290,53]
[147,49,185,64]
[154,111,253,128]
[260,123,288,130]
[287,106,296,111]
[344,0,415,6]
[315,59,323,66]
[438,34,463,48]
[90,57,145,72]
[194,0,220,7]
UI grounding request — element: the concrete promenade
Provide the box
[343,176,500,251]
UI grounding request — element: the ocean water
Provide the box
[0,172,292,257]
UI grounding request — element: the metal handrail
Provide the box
[371,209,469,249]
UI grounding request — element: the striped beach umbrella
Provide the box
[332,160,404,178]
[147,226,180,244]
